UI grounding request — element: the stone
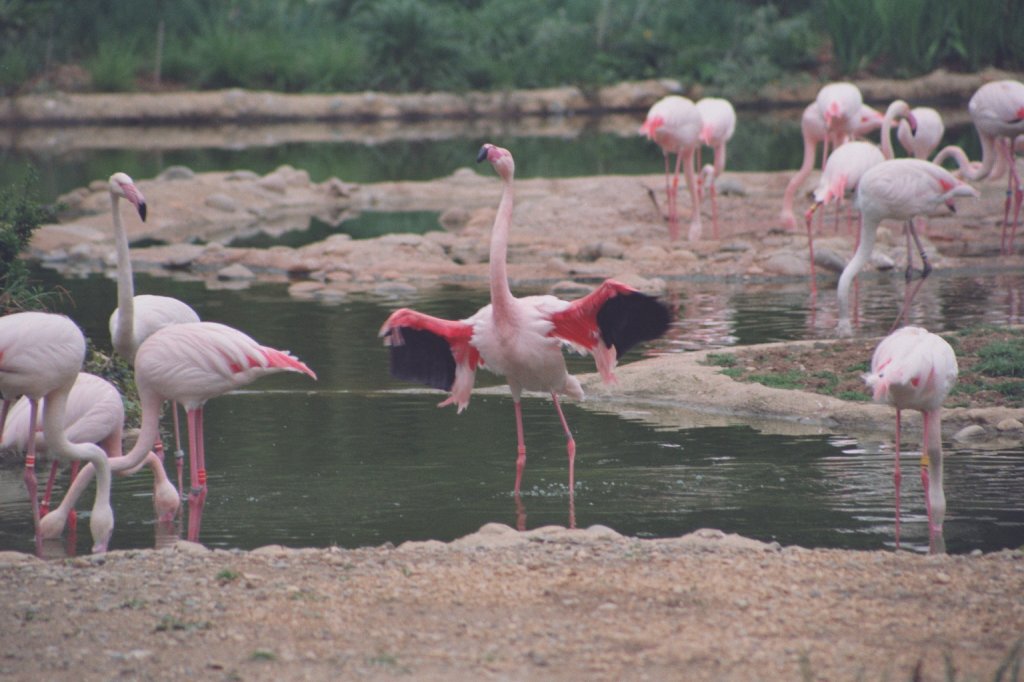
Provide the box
[953,424,986,442]
[205,193,238,213]
[217,263,255,280]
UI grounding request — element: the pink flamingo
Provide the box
[780,100,884,229]
[931,145,985,178]
[41,321,316,542]
[836,159,979,335]
[695,97,737,237]
[0,312,113,552]
[816,82,864,160]
[967,79,1024,253]
[107,172,200,494]
[864,326,957,549]
[897,107,945,160]
[803,141,885,293]
[640,95,704,240]
[2,373,178,524]
[380,144,671,502]
[878,100,918,160]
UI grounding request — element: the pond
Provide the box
[0,108,1018,557]
[0,265,1021,558]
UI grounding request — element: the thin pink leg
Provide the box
[66,460,80,529]
[1008,139,1022,254]
[513,400,526,495]
[805,204,819,295]
[550,393,577,492]
[41,461,59,516]
[187,408,201,501]
[893,409,903,549]
[172,401,185,496]
[514,492,526,532]
[23,399,41,528]
[710,183,719,239]
[187,407,207,542]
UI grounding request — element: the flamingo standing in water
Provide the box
[41,321,316,543]
[864,326,957,549]
[695,97,736,237]
[780,100,883,229]
[2,373,178,524]
[0,312,113,553]
[967,80,1024,253]
[107,172,200,495]
[836,159,978,334]
[380,144,671,502]
[640,95,703,240]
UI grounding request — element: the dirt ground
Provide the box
[7,75,1024,680]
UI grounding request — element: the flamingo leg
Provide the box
[710,179,720,239]
[41,460,59,517]
[893,408,903,549]
[187,406,207,543]
[23,399,41,529]
[1007,136,1023,254]
[683,149,702,241]
[172,400,185,497]
[67,460,80,531]
[186,408,201,501]
[549,393,577,492]
[513,400,526,495]
[514,492,526,532]
[804,202,821,295]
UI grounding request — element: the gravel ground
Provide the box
[1,524,1022,681]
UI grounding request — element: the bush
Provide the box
[0,171,59,313]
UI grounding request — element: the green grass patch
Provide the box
[748,371,804,390]
[704,352,737,367]
[975,339,1024,378]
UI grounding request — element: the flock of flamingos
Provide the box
[0,77,1021,555]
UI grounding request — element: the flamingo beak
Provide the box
[137,201,147,222]
[476,144,491,163]
[906,111,918,135]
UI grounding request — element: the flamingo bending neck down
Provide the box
[898,107,944,160]
[967,80,1024,254]
[2,373,178,529]
[107,172,200,493]
[0,312,113,553]
[836,159,978,335]
[380,144,671,515]
[640,95,704,240]
[865,326,957,551]
[41,321,316,543]
[803,141,885,294]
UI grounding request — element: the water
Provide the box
[0,267,1021,557]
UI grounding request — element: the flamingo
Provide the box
[3,373,179,526]
[864,326,957,549]
[878,100,918,161]
[967,79,1024,253]
[380,143,671,502]
[695,97,737,237]
[640,95,703,240]
[107,172,200,493]
[931,145,985,178]
[0,312,113,553]
[897,107,945,160]
[780,100,884,229]
[836,159,979,334]
[816,82,864,161]
[803,141,885,293]
[41,321,317,542]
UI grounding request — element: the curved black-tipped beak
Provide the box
[137,201,147,222]
[476,145,490,163]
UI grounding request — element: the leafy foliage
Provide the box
[0,172,58,313]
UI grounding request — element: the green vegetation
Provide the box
[975,338,1024,378]
[0,171,58,313]
[1,1,1021,97]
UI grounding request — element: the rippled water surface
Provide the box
[0,267,1021,557]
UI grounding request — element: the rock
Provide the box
[759,250,808,277]
[439,207,471,230]
[870,251,895,270]
[953,424,987,442]
[157,166,195,181]
[996,418,1024,432]
[217,263,255,280]
[814,247,847,274]
[205,193,238,213]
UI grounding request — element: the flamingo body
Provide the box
[640,95,703,240]
[898,107,944,160]
[695,97,737,236]
[382,144,671,495]
[865,326,958,540]
[0,312,113,552]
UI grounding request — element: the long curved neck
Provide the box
[837,214,878,322]
[489,171,516,326]
[42,384,111,526]
[972,131,1000,181]
[880,115,897,160]
[111,192,136,357]
[111,388,164,475]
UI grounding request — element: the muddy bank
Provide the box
[4,69,1020,126]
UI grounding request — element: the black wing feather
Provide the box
[386,327,456,392]
[596,291,672,359]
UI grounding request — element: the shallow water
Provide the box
[0,267,1021,557]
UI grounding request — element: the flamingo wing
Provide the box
[548,280,671,381]
[379,309,482,411]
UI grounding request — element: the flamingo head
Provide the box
[940,181,980,212]
[639,115,664,140]
[903,109,918,135]
[476,143,515,180]
[108,172,147,222]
